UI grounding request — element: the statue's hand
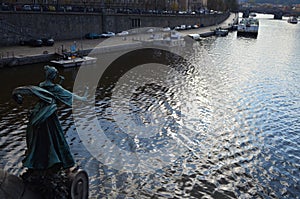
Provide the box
[83,86,89,99]
[72,86,89,102]
[59,75,65,84]
[13,93,23,104]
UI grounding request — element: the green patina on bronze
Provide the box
[12,65,87,170]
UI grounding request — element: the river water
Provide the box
[0,14,300,198]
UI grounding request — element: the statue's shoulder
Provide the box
[39,82,64,91]
[39,81,55,88]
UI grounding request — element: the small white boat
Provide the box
[187,34,201,41]
[151,31,185,46]
[50,56,97,68]
[288,16,298,24]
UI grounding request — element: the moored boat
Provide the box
[288,16,298,24]
[214,28,228,37]
[237,18,259,38]
[51,54,97,68]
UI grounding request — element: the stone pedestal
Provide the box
[0,169,41,199]
[0,169,89,199]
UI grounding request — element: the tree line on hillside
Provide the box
[207,0,239,11]
[247,0,300,5]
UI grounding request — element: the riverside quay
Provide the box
[0,0,233,46]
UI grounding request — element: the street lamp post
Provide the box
[101,0,105,13]
[83,0,86,12]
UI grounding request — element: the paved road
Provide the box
[183,12,238,35]
[0,13,238,59]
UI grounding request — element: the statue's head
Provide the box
[44,65,58,81]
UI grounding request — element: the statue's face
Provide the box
[45,66,58,81]
[13,94,23,104]
[51,72,58,81]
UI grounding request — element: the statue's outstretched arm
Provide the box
[12,86,53,104]
[12,87,33,104]
[72,86,89,102]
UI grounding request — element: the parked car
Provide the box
[87,7,94,12]
[72,6,84,12]
[178,11,186,14]
[57,6,65,12]
[85,33,100,39]
[32,5,41,11]
[117,31,129,36]
[66,6,72,12]
[42,38,55,46]
[146,28,154,33]
[48,5,56,11]
[174,26,181,30]
[31,39,43,47]
[100,31,115,38]
[20,39,43,47]
[14,5,23,11]
[1,3,11,11]
[41,5,49,11]
[23,5,31,11]
[162,27,171,32]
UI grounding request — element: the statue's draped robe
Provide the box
[14,83,75,170]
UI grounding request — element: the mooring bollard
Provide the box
[67,169,89,199]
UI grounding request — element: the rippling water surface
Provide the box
[1,14,300,198]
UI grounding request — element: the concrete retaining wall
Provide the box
[104,13,229,33]
[0,12,229,46]
[0,12,103,45]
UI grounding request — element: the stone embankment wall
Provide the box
[0,12,229,46]
[0,12,103,45]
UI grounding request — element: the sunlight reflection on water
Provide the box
[1,14,300,198]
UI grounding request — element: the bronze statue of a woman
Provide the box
[12,65,87,171]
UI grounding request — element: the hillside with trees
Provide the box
[208,0,239,11]
[244,0,300,5]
